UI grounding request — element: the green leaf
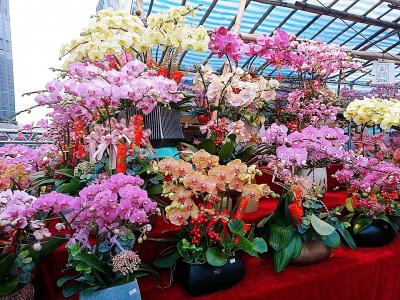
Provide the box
[353,218,373,234]
[75,262,91,273]
[272,192,294,226]
[272,237,299,272]
[257,213,273,228]
[33,178,58,187]
[56,182,84,195]
[345,197,354,212]
[62,283,91,298]
[180,142,199,153]
[154,251,181,268]
[0,276,19,296]
[147,184,163,196]
[292,233,302,259]
[199,139,217,155]
[206,247,227,267]
[237,236,258,257]
[268,224,293,251]
[55,168,75,178]
[0,253,14,282]
[228,219,246,236]
[321,231,341,248]
[337,224,356,249]
[310,214,336,236]
[219,141,235,162]
[252,237,268,254]
[36,237,66,261]
[73,253,109,274]
[57,275,79,287]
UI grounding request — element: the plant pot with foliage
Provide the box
[342,192,399,247]
[37,174,161,298]
[0,190,66,299]
[151,152,269,295]
[259,187,355,272]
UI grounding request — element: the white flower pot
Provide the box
[299,167,327,195]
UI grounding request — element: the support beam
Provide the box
[381,0,400,8]
[252,0,400,30]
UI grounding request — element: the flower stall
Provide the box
[2,1,400,300]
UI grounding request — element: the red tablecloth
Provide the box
[38,190,396,300]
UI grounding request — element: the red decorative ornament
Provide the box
[116,143,127,174]
[132,115,144,147]
[232,198,249,220]
[171,70,184,83]
[157,67,169,78]
[198,114,210,124]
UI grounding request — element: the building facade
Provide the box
[0,0,15,121]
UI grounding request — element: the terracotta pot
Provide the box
[0,283,34,300]
[291,240,331,266]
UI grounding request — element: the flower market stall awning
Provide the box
[140,0,400,87]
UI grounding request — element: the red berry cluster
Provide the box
[207,230,221,242]
[189,213,208,245]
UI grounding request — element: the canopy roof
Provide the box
[142,0,400,87]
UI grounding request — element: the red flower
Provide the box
[288,203,303,227]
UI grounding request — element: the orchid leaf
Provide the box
[310,214,336,236]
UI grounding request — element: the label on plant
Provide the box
[230,258,236,264]
[129,288,137,296]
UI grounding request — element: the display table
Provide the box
[35,191,400,300]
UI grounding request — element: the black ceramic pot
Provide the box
[351,219,396,247]
[174,254,245,296]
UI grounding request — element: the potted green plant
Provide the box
[260,187,355,272]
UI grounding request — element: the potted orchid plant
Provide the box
[151,151,269,295]
[259,124,349,195]
[335,155,400,247]
[0,190,66,299]
[39,174,160,299]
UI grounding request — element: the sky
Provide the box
[9,0,99,125]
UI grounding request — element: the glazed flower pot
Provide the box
[299,167,328,195]
[351,219,396,247]
[79,280,141,300]
[174,254,245,296]
[0,283,34,300]
[291,240,331,266]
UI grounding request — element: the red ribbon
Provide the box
[116,143,127,174]
[132,115,143,147]
[232,198,249,220]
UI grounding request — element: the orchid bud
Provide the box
[33,242,42,251]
